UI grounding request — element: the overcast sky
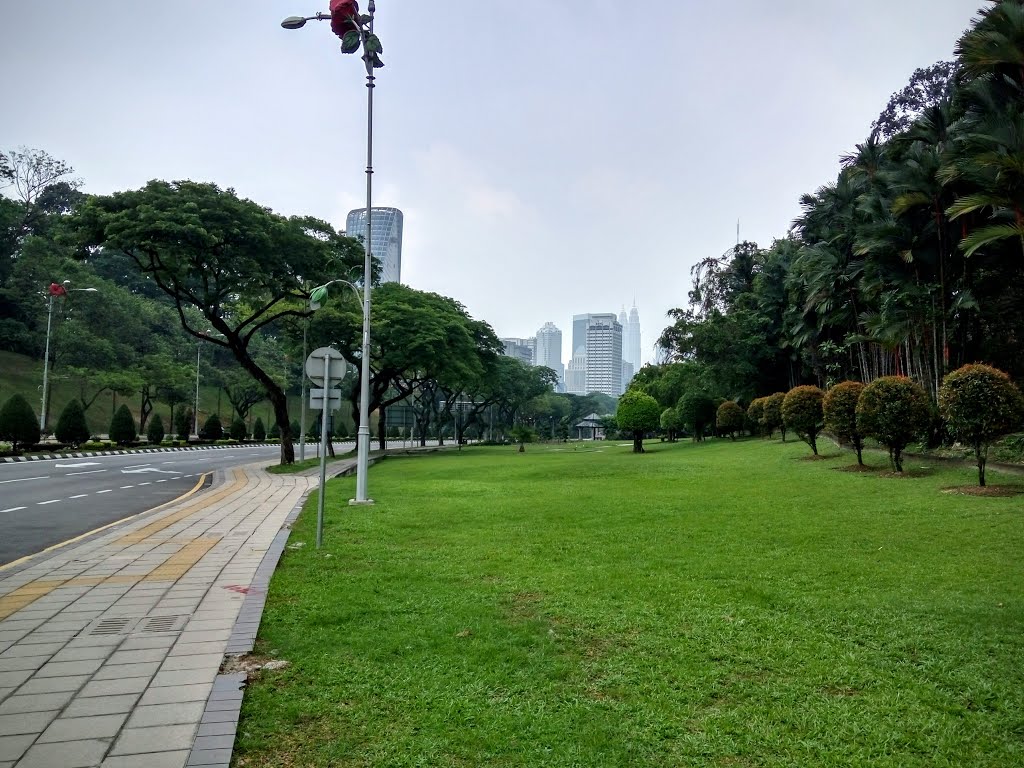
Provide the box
[1,1,982,366]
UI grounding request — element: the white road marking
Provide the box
[55,462,102,468]
[37,500,60,505]
[120,485,134,489]
[67,469,107,476]
[69,494,88,499]
[156,479,167,483]
[0,476,49,484]
[121,468,180,474]
[123,464,151,469]
[138,482,152,486]
[96,489,112,494]
[0,506,27,514]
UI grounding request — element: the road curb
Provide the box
[0,443,283,463]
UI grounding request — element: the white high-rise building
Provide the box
[500,337,534,365]
[584,313,624,397]
[565,348,587,395]
[534,322,564,387]
[345,207,404,283]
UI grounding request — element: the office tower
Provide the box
[345,207,404,283]
[584,313,623,397]
[565,348,587,395]
[500,337,535,365]
[622,360,635,389]
[534,322,564,386]
[572,313,592,356]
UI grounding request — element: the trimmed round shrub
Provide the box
[55,399,91,448]
[616,389,661,453]
[783,385,825,455]
[939,364,1024,486]
[268,421,281,438]
[229,417,247,441]
[0,394,40,451]
[660,406,683,441]
[677,392,717,441]
[856,376,930,473]
[716,401,745,441]
[290,419,302,440]
[146,413,166,445]
[333,420,349,439]
[201,414,223,441]
[109,404,137,446]
[252,417,267,442]
[746,397,765,436]
[762,392,787,440]
[823,381,866,465]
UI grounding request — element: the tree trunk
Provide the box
[378,405,387,451]
[855,439,863,466]
[268,388,294,465]
[633,431,644,453]
[976,443,986,487]
[810,432,818,455]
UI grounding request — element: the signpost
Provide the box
[305,346,349,548]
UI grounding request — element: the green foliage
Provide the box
[782,385,825,455]
[716,401,745,441]
[823,381,867,465]
[509,424,535,451]
[762,392,786,440]
[660,407,683,441]
[938,364,1024,485]
[290,420,301,440]
[333,420,349,439]
[269,422,281,439]
[108,404,136,446]
[229,417,247,441]
[253,417,267,442]
[0,394,40,450]
[746,397,765,436]
[856,376,931,472]
[55,398,90,447]
[173,408,190,440]
[677,392,717,441]
[616,389,661,453]
[202,414,224,441]
[146,413,165,445]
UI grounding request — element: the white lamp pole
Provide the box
[39,282,98,432]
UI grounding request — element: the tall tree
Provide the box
[75,181,361,464]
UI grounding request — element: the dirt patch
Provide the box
[799,454,833,461]
[941,485,1023,497]
[822,685,860,697]
[834,464,875,472]
[220,653,291,675]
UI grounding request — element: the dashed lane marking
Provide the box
[37,500,60,505]
[67,469,107,476]
[0,476,50,484]
[1,506,27,514]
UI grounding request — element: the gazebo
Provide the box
[574,412,605,440]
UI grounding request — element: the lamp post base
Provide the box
[348,498,375,506]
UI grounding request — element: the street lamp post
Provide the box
[40,281,98,432]
[283,1,383,504]
[194,341,201,438]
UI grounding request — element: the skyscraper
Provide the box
[534,322,564,387]
[584,313,624,397]
[619,304,642,373]
[499,337,534,365]
[345,207,404,284]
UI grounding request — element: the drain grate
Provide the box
[86,616,137,636]
[135,614,190,633]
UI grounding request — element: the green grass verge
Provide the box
[266,450,356,475]
[234,439,1023,767]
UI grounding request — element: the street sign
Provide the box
[309,388,342,411]
[305,346,348,387]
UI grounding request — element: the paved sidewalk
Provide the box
[0,459,349,767]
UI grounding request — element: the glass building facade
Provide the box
[345,207,404,284]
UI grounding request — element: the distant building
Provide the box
[565,347,587,395]
[534,322,564,388]
[622,360,635,389]
[345,207,404,283]
[584,314,623,397]
[500,337,535,365]
[618,304,642,372]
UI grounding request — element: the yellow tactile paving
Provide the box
[118,469,246,544]
[0,580,67,620]
[144,536,221,582]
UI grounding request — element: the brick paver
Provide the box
[0,461,331,768]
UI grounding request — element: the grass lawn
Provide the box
[233,438,1023,767]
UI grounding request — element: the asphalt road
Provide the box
[0,443,353,567]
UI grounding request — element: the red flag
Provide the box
[48,283,67,297]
